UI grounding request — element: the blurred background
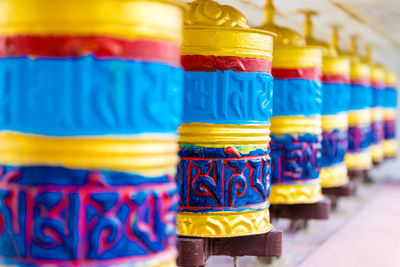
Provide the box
[214,0,400,181]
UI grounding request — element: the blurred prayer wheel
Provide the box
[0,0,185,266]
[333,31,373,172]
[302,11,351,188]
[177,0,275,237]
[362,44,385,165]
[257,1,324,204]
[383,71,398,158]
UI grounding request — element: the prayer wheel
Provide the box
[383,71,398,158]
[177,0,275,237]
[332,31,373,173]
[302,11,351,188]
[257,1,324,204]
[0,1,185,266]
[362,44,385,165]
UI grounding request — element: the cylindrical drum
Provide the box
[0,1,184,266]
[320,57,351,188]
[177,0,275,237]
[345,60,373,172]
[370,65,386,164]
[383,71,398,158]
[268,46,324,204]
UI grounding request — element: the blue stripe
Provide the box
[349,84,372,110]
[382,87,397,108]
[272,78,322,117]
[182,70,273,125]
[322,83,350,115]
[0,56,183,136]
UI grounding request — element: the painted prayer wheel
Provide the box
[334,34,373,173]
[363,45,385,165]
[302,11,351,188]
[177,0,275,237]
[257,1,324,204]
[383,71,398,158]
[0,1,185,266]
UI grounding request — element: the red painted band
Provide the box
[0,35,180,66]
[351,77,370,87]
[181,55,271,73]
[322,74,350,84]
[372,82,385,89]
[272,68,322,80]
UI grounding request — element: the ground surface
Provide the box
[206,179,400,267]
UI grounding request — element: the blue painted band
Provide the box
[177,146,270,213]
[322,82,350,115]
[182,70,273,125]
[372,87,384,107]
[0,165,177,263]
[272,78,322,117]
[382,87,398,108]
[0,56,183,136]
[348,125,370,152]
[270,133,321,185]
[321,129,347,167]
[349,84,372,111]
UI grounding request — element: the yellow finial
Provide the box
[365,44,372,62]
[331,25,340,52]
[300,9,318,39]
[264,0,275,24]
[350,35,359,56]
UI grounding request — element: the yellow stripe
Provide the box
[386,70,397,86]
[371,107,384,122]
[179,123,270,154]
[321,114,348,131]
[371,144,384,162]
[177,208,272,237]
[320,163,349,188]
[350,60,370,80]
[272,45,322,68]
[0,131,178,177]
[383,139,397,158]
[0,0,185,44]
[384,108,396,120]
[270,116,321,135]
[182,27,274,59]
[345,150,372,170]
[348,110,371,126]
[269,182,323,205]
[322,56,350,76]
[370,64,386,84]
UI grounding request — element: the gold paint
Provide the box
[386,71,397,87]
[270,117,321,135]
[345,150,372,170]
[0,131,178,177]
[350,60,370,80]
[258,0,305,47]
[177,208,272,237]
[348,110,371,126]
[371,107,384,122]
[184,0,248,28]
[182,0,274,59]
[370,144,384,163]
[320,163,349,188]
[272,45,322,68]
[151,260,176,267]
[322,56,351,76]
[384,109,396,120]
[179,123,270,154]
[0,0,186,44]
[256,1,322,68]
[363,44,386,84]
[269,183,323,205]
[383,139,398,158]
[321,114,348,131]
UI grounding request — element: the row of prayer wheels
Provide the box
[0,0,397,266]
